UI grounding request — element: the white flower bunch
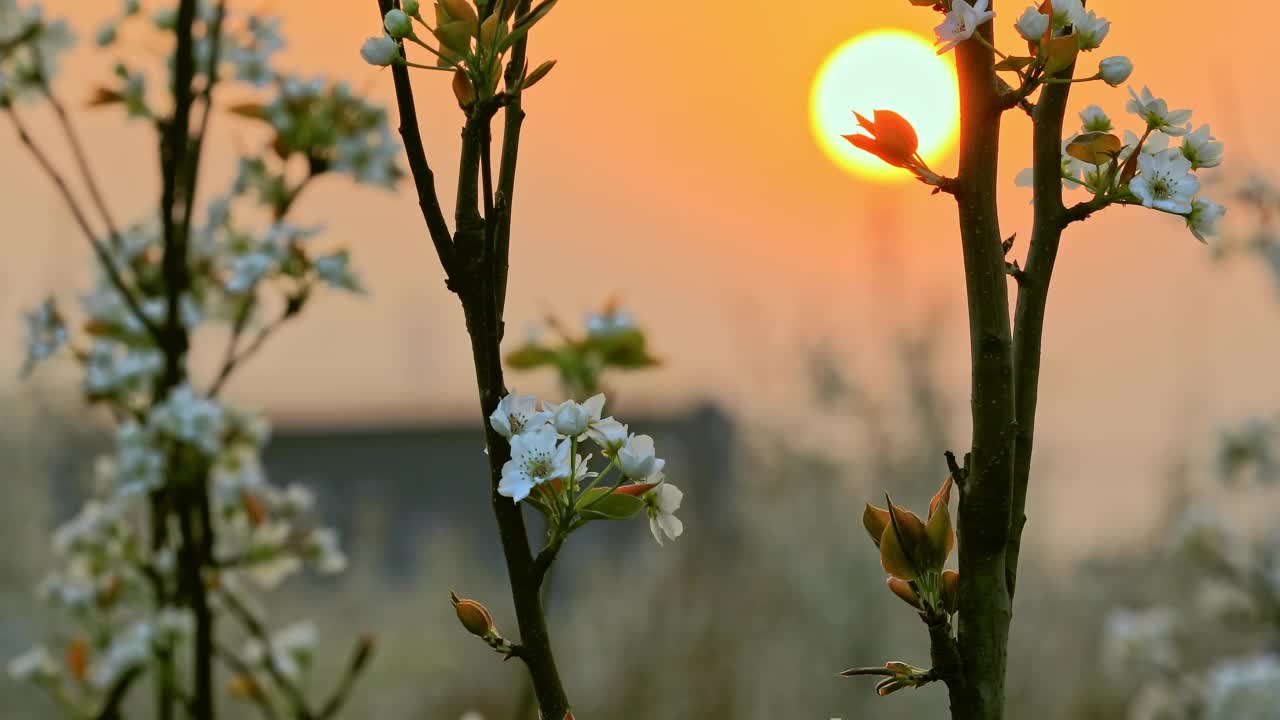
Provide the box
[490,392,684,545]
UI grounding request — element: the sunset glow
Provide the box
[809,30,961,181]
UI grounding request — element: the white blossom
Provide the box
[1049,0,1084,29]
[360,35,401,67]
[1186,197,1227,243]
[304,527,348,574]
[1073,10,1110,51]
[644,482,684,545]
[150,384,226,455]
[1080,105,1112,132]
[585,309,635,338]
[1100,607,1180,675]
[587,417,628,452]
[498,426,571,502]
[7,645,59,683]
[1014,7,1049,42]
[1130,150,1199,215]
[1205,656,1280,720]
[1180,124,1224,170]
[114,421,165,495]
[315,250,364,292]
[544,393,606,438]
[91,621,156,689]
[490,392,551,439]
[22,298,67,374]
[934,0,995,55]
[245,621,317,681]
[1099,56,1133,87]
[618,434,664,479]
[1127,87,1192,136]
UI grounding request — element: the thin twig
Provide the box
[214,643,284,720]
[38,75,123,246]
[219,588,316,720]
[3,105,163,341]
[208,305,291,398]
[315,637,376,720]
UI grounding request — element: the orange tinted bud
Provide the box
[928,476,953,520]
[66,639,88,682]
[95,574,121,609]
[240,490,268,527]
[887,576,922,610]
[451,591,495,638]
[452,69,476,109]
[439,0,478,25]
[942,570,960,614]
[226,674,263,700]
[863,503,890,548]
[612,482,658,497]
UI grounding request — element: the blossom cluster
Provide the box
[361,0,558,111]
[490,392,683,545]
[504,302,660,399]
[0,0,74,102]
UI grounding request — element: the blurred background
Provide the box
[3,1,1280,718]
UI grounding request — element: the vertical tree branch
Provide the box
[493,0,532,330]
[1007,72,1075,601]
[950,8,1015,719]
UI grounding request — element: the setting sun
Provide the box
[809,29,961,181]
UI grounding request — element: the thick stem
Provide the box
[1007,74,1074,601]
[950,14,1015,720]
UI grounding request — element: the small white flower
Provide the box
[498,426,571,502]
[383,8,413,39]
[1014,7,1049,42]
[1129,150,1199,215]
[226,251,274,294]
[1186,197,1226,243]
[315,250,364,292]
[1073,10,1110,50]
[585,309,634,338]
[245,621,317,681]
[934,0,995,55]
[360,35,401,67]
[22,298,67,374]
[150,384,226,455]
[618,434,664,479]
[1205,655,1280,720]
[586,417,628,452]
[1098,56,1132,87]
[91,622,155,689]
[1079,105,1111,133]
[1127,86,1192,135]
[7,645,59,682]
[544,393,607,437]
[1100,607,1179,675]
[1049,0,1084,29]
[644,482,684,545]
[489,392,551,439]
[305,528,347,574]
[1180,124,1224,170]
[248,555,303,589]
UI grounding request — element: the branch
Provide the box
[219,588,316,720]
[38,75,123,247]
[375,0,457,281]
[315,637,376,720]
[92,666,145,720]
[178,0,229,248]
[3,106,163,342]
[1063,196,1114,225]
[492,0,533,331]
[208,298,295,398]
[215,643,283,720]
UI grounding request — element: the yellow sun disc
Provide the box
[809,29,961,182]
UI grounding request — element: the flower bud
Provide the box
[402,0,421,17]
[524,60,556,90]
[226,674,265,700]
[383,9,414,39]
[360,35,402,67]
[1014,7,1049,43]
[65,639,88,683]
[1099,56,1133,87]
[451,591,495,638]
[452,69,476,109]
[887,576,922,610]
[550,400,591,436]
[439,0,478,25]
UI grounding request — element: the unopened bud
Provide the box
[226,673,264,700]
[66,639,88,682]
[524,60,556,90]
[439,0,478,25]
[452,69,476,109]
[451,591,495,638]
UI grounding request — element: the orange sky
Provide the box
[3,1,1279,550]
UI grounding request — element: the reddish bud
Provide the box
[451,591,495,638]
[66,639,88,683]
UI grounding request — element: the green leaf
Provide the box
[497,0,557,54]
[993,56,1034,72]
[576,488,645,521]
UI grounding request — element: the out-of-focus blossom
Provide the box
[1205,655,1280,720]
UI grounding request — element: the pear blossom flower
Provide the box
[586,417,628,452]
[489,392,551,439]
[1186,197,1226,243]
[1014,7,1049,42]
[7,645,59,682]
[382,8,413,39]
[934,0,995,55]
[22,298,67,374]
[1180,124,1224,169]
[1049,0,1084,29]
[244,621,317,680]
[498,426,571,502]
[1080,105,1111,132]
[1099,56,1132,87]
[149,384,226,455]
[618,434,664,479]
[644,482,684,545]
[1127,87,1192,136]
[1073,10,1110,50]
[1205,655,1280,720]
[544,394,606,437]
[315,251,364,292]
[1129,150,1199,215]
[304,527,348,574]
[360,35,401,66]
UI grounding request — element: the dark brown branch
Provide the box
[3,106,162,341]
[492,0,533,332]
[38,78,123,247]
[315,637,376,720]
[949,14,1015,719]
[92,666,145,720]
[177,0,228,249]
[376,0,457,281]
